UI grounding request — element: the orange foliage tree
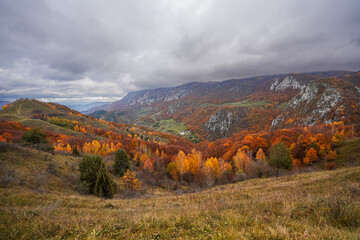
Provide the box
[255,148,265,161]
[250,137,268,155]
[120,170,142,193]
[303,148,318,165]
[187,149,202,176]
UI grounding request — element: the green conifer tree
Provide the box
[95,165,115,199]
[113,149,130,177]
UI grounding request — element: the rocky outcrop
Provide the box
[271,78,360,129]
[270,75,305,91]
[206,110,233,138]
[205,108,249,139]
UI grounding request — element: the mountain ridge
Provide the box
[87,70,359,140]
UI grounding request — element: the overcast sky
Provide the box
[1,0,360,104]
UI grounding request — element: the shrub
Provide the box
[234,171,247,182]
[47,162,57,175]
[22,128,47,145]
[166,162,178,180]
[113,149,130,177]
[74,181,89,195]
[325,162,336,170]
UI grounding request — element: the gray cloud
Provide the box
[0,0,359,104]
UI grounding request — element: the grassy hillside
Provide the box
[335,138,360,166]
[1,144,359,239]
[0,99,179,144]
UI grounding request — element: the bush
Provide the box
[113,149,130,177]
[166,162,178,180]
[234,171,247,182]
[74,181,89,195]
[47,162,57,175]
[22,128,47,145]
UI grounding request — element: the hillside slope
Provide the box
[272,78,360,129]
[89,70,360,140]
[1,143,359,239]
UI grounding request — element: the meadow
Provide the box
[1,144,359,239]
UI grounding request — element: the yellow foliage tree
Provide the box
[187,149,202,176]
[326,150,337,161]
[256,148,265,161]
[233,149,251,172]
[175,150,188,181]
[205,157,219,180]
[66,144,72,153]
[120,170,142,193]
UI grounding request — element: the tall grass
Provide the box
[0,145,359,239]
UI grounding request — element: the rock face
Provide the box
[105,85,193,110]
[205,108,249,139]
[271,78,360,129]
[206,110,233,138]
[270,75,305,91]
[122,87,192,107]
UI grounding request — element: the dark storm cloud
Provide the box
[0,0,359,103]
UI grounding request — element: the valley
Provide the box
[2,1,360,239]
[88,70,360,140]
[0,70,359,239]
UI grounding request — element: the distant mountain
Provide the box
[65,102,111,113]
[0,101,10,108]
[88,70,360,140]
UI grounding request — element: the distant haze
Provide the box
[0,0,359,104]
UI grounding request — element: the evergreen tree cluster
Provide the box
[79,154,115,199]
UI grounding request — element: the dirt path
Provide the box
[17,102,23,115]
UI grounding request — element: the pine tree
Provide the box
[113,149,130,177]
[72,146,80,156]
[95,165,115,199]
[79,154,104,194]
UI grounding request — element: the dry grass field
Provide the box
[1,144,359,239]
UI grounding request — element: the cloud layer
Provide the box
[1,0,360,103]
